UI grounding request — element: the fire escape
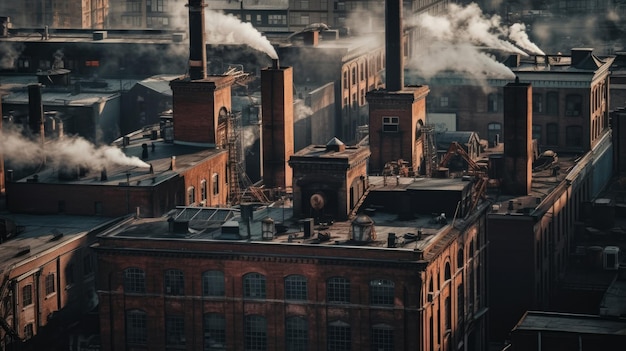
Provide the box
[422,124,438,177]
[0,272,20,343]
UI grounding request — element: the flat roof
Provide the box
[14,127,226,187]
[0,213,117,273]
[513,311,626,335]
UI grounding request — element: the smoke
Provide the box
[508,23,545,55]
[405,3,546,81]
[294,99,313,122]
[204,10,278,59]
[0,42,24,70]
[0,126,150,171]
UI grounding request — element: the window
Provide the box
[487,93,502,112]
[369,279,395,306]
[83,254,94,275]
[565,94,582,116]
[532,93,543,113]
[532,124,542,144]
[566,126,583,147]
[201,180,208,202]
[440,96,449,107]
[382,116,399,132]
[204,313,226,350]
[285,275,307,301]
[188,186,196,205]
[202,271,225,297]
[66,263,75,286]
[45,274,55,295]
[126,309,147,345]
[547,123,558,145]
[124,268,146,294]
[458,283,465,322]
[487,122,501,146]
[371,324,393,351]
[245,315,267,351]
[212,173,219,196]
[24,323,33,339]
[268,14,286,25]
[244,273,266,299]
[22,285,33,306]
[164,269,184,295]
[327,277,350,304]
[327,320,351,350]
[457,248,464,269]
[444,262,451,281]
[546,92,559,115]
[445,296,451,330]
[166,315,185,346]
[285,316,308,351]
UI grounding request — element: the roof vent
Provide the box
[326,137,345,152]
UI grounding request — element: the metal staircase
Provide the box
[0,272,20,342]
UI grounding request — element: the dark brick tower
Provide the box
[0,95,4,195]
[502,79,533,195]
[170,0,234,147]
[366,0,429,174]
[261,59,294,190]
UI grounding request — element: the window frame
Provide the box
[204,313,226,350]
[285,275,307,301]
[22,284,33,307]
[164,269,185,296]
[126,309,147,345]
[202,270,225,297]
[327,320,351,350]
[369,279,395,306]
[371,324,394,351]
[166,314,186,346]
[124,267,146,294]
[243,273,266,299]
[285,316,308,351]
[327,277,350,304]
[382,116,399,133]
[245,315,267,351]
[45,273,55,295]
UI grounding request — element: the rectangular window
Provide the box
[245,316,267,350]
[328,321,351,350]
[201,180,207,202]
[204,314,226,350]
[126,310,147,345]
[327,277,350,304]
[286,317,308,350]
[533,93,543,113]
[202,271,225,297]
[188,186,196,205]
[382,116,399,132]
[45,274,55,295]
[244,273,266,299]
[487,93,502,112]
[565,94,582,116]
[22,285,33,306]
[440,96,449,107]
[371,325,393,351]
[546,92,559,115]
[164,269,184,295]
[369,279,395,306]
[166,315,185,346]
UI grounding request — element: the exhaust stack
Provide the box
[187,0,207,80]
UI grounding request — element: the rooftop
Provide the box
[512,311,626,336]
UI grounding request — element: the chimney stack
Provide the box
[261,62,294,189]
[385,0,404,91]
[502,79,533,195]
[187,0,207,80]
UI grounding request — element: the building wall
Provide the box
[180,151,229,207]
[1,232,100,350]
[96,239,427,351]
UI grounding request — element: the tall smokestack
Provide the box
[0,95,4,194]
[187,0,207,80]
[502,79,533,195]
[385,0,404,91]
[28,84,44,134]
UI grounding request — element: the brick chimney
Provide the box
[385,0,403,91]
[261,60,294,190]
[187,0,207,81]
[502,79,533,195]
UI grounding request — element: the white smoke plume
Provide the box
[0,127,150,171]
[294,99,313,122]
[508,23,545,55]
[0,42,24,70]
[405,3,543,81]
[205,10,278,59]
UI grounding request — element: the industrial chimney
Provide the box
[261,60,294,190]
[187,0,207,80]
[385,0,404,91]
[502,79,533,195]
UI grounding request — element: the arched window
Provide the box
[124,267,146,294]
[202,271,225,297]
[212,173,220,196]
[457,248,464,269]
[164,269,184,295]
[327,320,351,350]
[245,315,267,350]
[327,277,350,304]
[286,316,308,350]
[243,273,266,299]
[371,324,394,351]
[285,275,307,301]
[200,179,207,202]
[444,262,451,281]
[369,279,395,306]
[187,186,196,205]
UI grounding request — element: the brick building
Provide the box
[415,49,614,154]
[95,173,490,351]
[0,214,122,351]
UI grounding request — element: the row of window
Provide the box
[488,122,584,147]
[188,174,220,205]
[126,310,394,351]
[124,269,396,305]
[484,92,583,116]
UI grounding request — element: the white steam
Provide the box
[0,128,150,171]
[294,99,313,122]
[508,23,545,55]
[406,3,543,80]
[205,10,278,59]
[0,42,24,69]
